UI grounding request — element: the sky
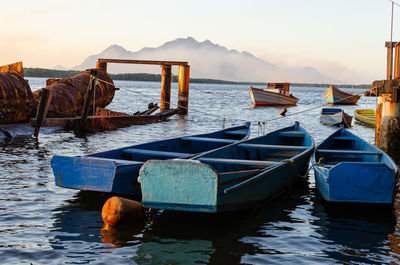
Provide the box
[1,0,397,83]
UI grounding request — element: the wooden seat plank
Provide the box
[238,143,307,151]
[278,131,305,138]
[317,149,382,156]
[198,157,277,167]
[181,136,237,144]
[123,148,192,158]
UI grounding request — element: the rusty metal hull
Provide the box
[31,109,178,132]
[0,73,35,123]
[33,69,116,118]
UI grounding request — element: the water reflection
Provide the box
[312,198,394,264]
[134,180,309,265]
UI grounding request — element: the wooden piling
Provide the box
[375,96,383,146]
[80,70,98,130]
[33,88,53,137]
[395,43,400,79]
[160,64,172,111]
[386,42,394,80]
[379,93,400,152]
[178,65,190,115]
[96,61,107,72]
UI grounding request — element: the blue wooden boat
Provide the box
[138,122,315,213]
[311,127,399,204]
[320,108,352,128]
[51,123,250,196]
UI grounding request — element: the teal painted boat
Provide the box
[51,123,250,196]
[138,122,315,213]
[312,127,398,204]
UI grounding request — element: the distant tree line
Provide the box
[23,67,371,88]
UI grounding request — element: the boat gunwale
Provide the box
[311,127,399,174]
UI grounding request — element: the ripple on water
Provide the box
[0,79,397,264]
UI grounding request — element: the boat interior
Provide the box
[315,133,384,169]
[88,125,250,163]
[188,125,313,180]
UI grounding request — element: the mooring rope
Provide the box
[190,85,245,96]
[96,77,369,126]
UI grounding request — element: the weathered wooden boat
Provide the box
[324,85,361,105]
[249,83,298,106]
[51,123,251,196]
[354,109,376,127]
[312,127,398,204]
[31,105,178,132]
[320,108,352,128]
[138,121,315,213]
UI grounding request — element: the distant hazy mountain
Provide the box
[72,37,336,83]
[53,65,68,70]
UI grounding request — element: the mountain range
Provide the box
[69,37,336,83]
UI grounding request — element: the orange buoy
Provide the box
[280,108,287,116]
[101,196,145,225]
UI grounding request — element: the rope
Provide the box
[96,77,367,126]
[190,85,244,96]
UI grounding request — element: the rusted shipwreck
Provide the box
[0,59,190,137]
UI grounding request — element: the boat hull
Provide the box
[52,156,144,195]
[139,122,315,213]
[320,108,352,127]
[314,162,395,203]
[311,128,398,204]
[324,86,360,105]
[51,123,251,196]
[139,151,312,212]
[249,87,298,106]
[354,109,376,127]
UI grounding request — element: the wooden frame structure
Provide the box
[96,59,190,115]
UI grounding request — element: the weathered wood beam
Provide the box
[97,58,188,66]
[32,88,53,137]
[80,70,98,130]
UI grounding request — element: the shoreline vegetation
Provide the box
[23,68,372,88]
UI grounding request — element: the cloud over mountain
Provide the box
[72,37,336,83]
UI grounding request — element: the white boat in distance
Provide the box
[249,83,299,106]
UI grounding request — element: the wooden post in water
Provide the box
[160,64,172,111]
[33,88,53,137]
[178,65,190,115]
[377,42,400,154]
[80,70,98,130]
[96,61,107,72]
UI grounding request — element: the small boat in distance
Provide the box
[139,122,314,213]
[249,82,299,106]
[354,109,376,127]
[320,108,352,128]
[312,127,398,204]
[324,85,360,105]
[51,123,250,196]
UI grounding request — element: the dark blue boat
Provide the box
[138,122,315,213]
[320,108,352,128]
[51,123,250,196]
[311,127,399,204]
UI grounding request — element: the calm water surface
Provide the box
[0,78,398,264]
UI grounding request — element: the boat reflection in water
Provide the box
[51,180,396,264]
